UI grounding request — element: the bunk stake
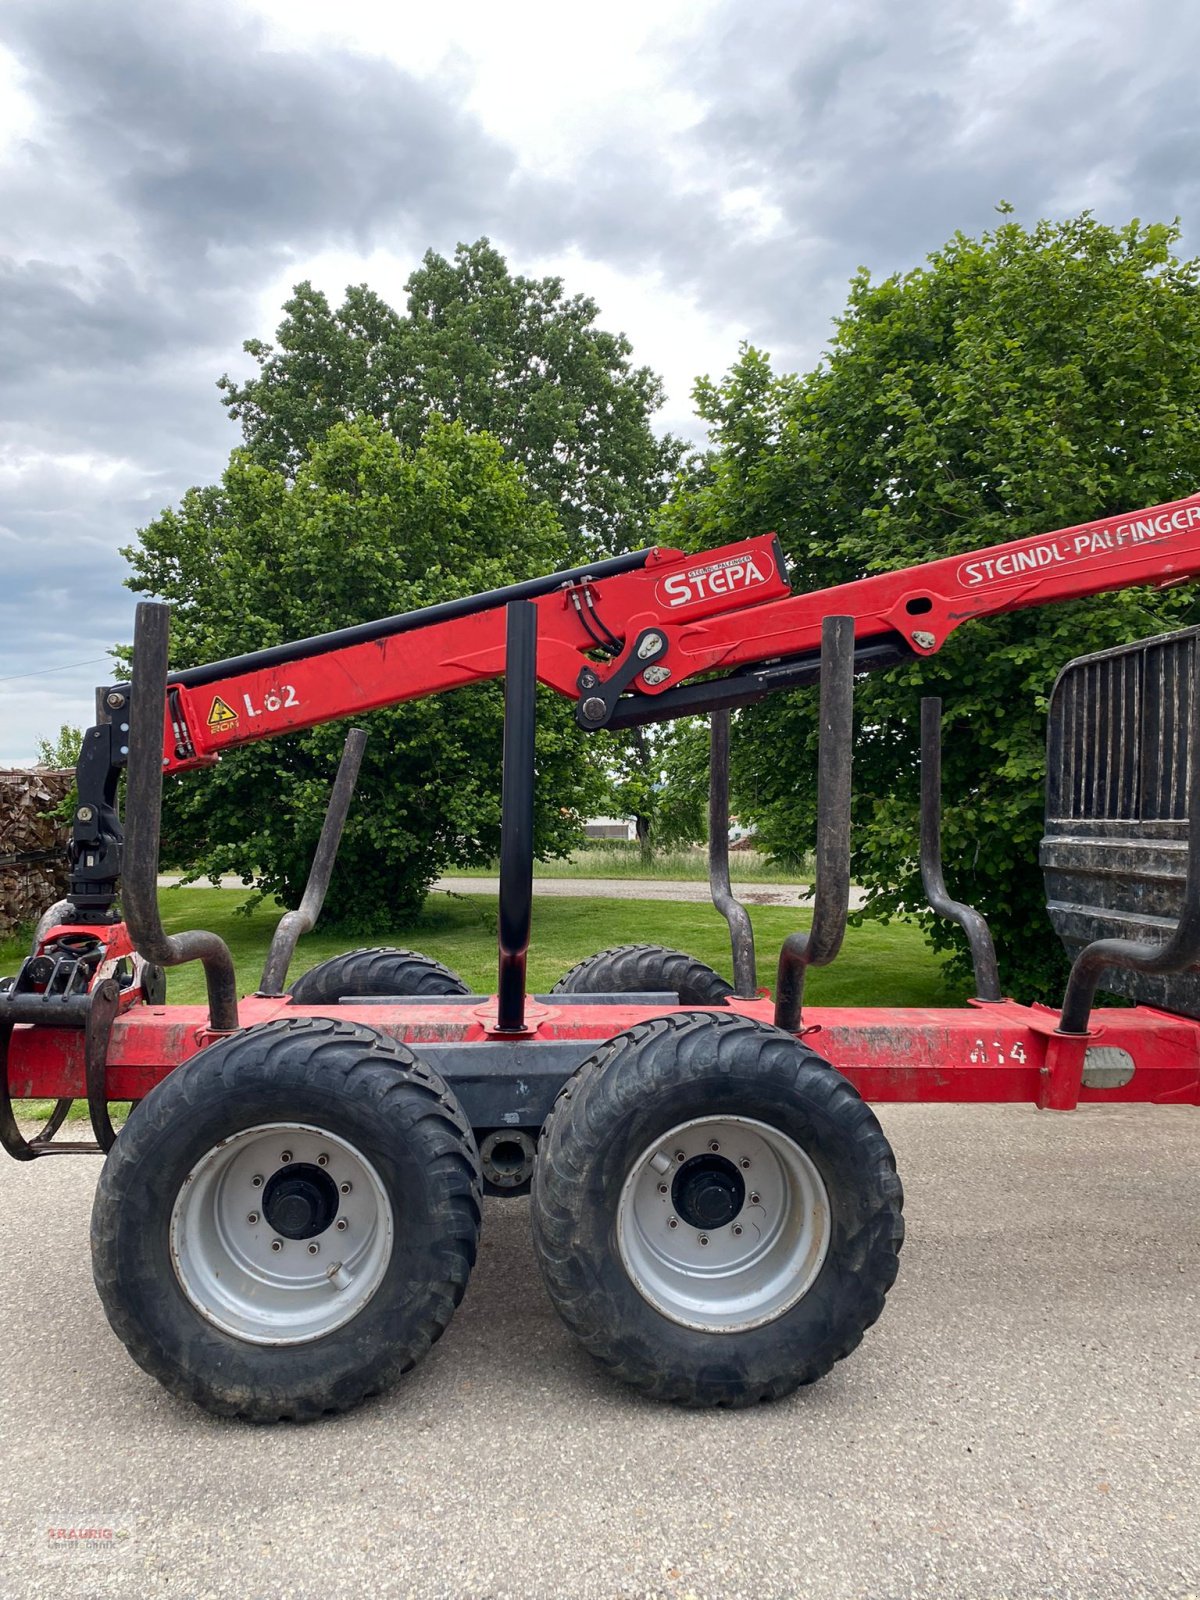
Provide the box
[496,601,538,1033]
[919,697,1002,1002]
[123,601,239,1032]
[774,616,855,1033]
[258,727,368,996]
[708,710,757,997]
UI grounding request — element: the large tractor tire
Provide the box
[289,946,469,1004]
[551,944,733,1006]
[92,1017,481,1422]
[531,1010,903,1407]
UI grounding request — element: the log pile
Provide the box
[0,769,72,937]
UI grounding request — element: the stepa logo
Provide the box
[656,554,772,609]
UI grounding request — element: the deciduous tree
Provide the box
[667,213,1200,996]
[124,419,605,928]
[219,239,684,558]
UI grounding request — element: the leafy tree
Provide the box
[667,213,1200,997]
[592,721,710,861]
[124,418,606,929]
[219,239,684,558]
[35,724,84,770]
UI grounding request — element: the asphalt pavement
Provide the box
[0,1102,1195,1600]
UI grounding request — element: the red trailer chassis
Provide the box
[8,993,1200,1113]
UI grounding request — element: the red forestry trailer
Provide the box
[3,496,1200,1420]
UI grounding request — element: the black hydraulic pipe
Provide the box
[774,616,855,1032]
[1058,666,1200,1035]
[496,601,538,1032]
[161,549,652,691]
[920,698,1002,1002]
[122,602,240,1032]
[708,710,757,997]
[605,638,913,731]
[258,727,369,996]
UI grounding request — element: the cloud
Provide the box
[509,0,1200,371]
[2,0,1199,762]
[0,0,521,760]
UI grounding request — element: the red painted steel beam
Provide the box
[8,998,1200,1107]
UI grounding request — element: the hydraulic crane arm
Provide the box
[63,491,1200,922]
[153,491,1200,768]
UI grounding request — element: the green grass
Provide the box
[2,885,965,1010]
[451,844,814,883]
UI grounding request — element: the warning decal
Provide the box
[206,696,238,730]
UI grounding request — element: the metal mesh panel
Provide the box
[1047,630,1195,824]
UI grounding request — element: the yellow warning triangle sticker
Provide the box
[207,696,238,729]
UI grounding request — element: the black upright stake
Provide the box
[919,698,1002,1002]
[496,601,538,1032]
[708,710,757,996]
[773,616,855,1033]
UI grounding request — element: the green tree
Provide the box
[35,724,84,770]
[124,418,606,929]
[219,239,684,558]
[591,721,710,861]
[667,212,1200,997]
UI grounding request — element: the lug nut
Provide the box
[657,1183,668,1195]
[335,1218,348,1231]
[709,1140,720,1153]
[698,1234,710,1246]
[339,1181,352,1195]
[675,1150,686,1162]
[749,1192,761,1206]
[270,1239,283,1253]
[739,1158,751,1170]
[247,1212,259,1225]
[251,1174,264,1188]
[668,1217,679,1229]
[307,1243,320,1256]
[280,1151,293,1164]
[317,1153,329,1167]
[732,1225,743,1237]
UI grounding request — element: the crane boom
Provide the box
[157,492,1200,768]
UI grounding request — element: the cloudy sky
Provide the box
[2,0,1198,761]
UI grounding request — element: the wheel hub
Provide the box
[671,1154,745,1230]
[615,1115,832,1333]
[262,1163,339,1239]
[169,1122,394,1346]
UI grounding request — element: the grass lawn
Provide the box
[2,886,966,1009]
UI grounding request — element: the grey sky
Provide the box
[2,0,1198,759]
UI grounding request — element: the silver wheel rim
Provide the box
[616,1115,831,1332]
[170,1121,393,1346]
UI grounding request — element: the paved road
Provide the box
[0,1103,1195,1599]
[433,876,847,907]
[160,874,863,908]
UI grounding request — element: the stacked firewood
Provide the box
[0,769,72,937]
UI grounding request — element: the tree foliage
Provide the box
[667,213,1200,997]
[593,720,711,859]
[35,724,84,771]
[219,239,684,558]
[124,419,606,929]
